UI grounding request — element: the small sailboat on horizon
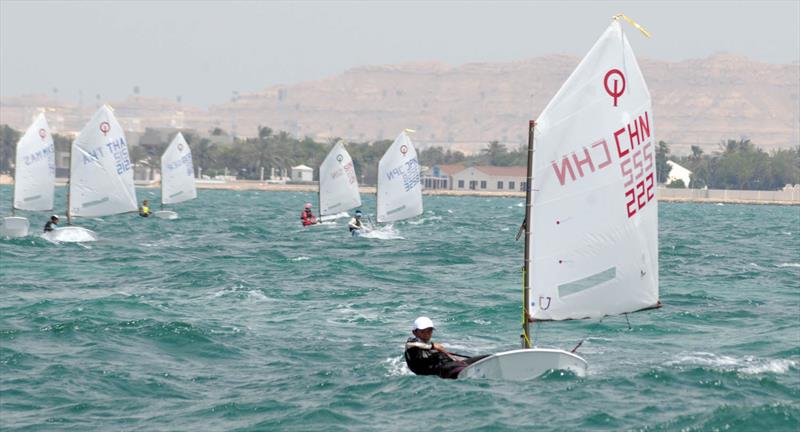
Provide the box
[45,105,138,243]
[1,113,55,238]
[153,132,197,219]
[459,16,660,380]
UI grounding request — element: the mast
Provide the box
[522,120,535,348]
[160,161,165,211]
[10,143,17,216]
[67,141,73,225]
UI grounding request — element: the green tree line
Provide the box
[1,123,797,189]
[657,139,800,190]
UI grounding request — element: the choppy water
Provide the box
[1,186,798,431]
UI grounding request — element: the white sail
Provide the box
[160,132,197,205]
[529,20,659,320]
[319,141,361,216]
[69,105,138,218]
[13,113,55,211]
[376,131,422,223]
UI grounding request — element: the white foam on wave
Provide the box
[665,352,797,375]
[291,256,310,261]
[383,356,413,377]
[407,215,442,225]
[777,262,800,268]
[247,290,268,301]
[360,225,404,240]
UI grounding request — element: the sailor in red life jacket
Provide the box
[300,203,318,226]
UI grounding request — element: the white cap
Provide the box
[412,316,434,330]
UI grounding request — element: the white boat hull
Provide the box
[1,216,30,238]
[153,210,178,220]
[43,226,98,243]
[458,348,587,380]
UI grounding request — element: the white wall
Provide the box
[451,167,526,191]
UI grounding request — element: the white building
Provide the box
[291,164,314,182]
[421,164,465,190]
[451,166,527,192]
[666,160,692,188]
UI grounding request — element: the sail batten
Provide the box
[529,20,659,321]
[319,141,361,216]
[13,113,55,212]
[69,105,138,218]
[376,131,422,223]
[160,132,197,205]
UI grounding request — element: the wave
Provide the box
[382,356,413,377]
[665,352,797,375]
[359,225,404,240]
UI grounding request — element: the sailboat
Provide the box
[153,132,196,219]
[45,105,138,242]
[459,16,659,380]
[318,140,361,222]
[1,113,55,238]
[376,130,423,224]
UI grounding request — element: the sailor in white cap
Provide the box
[43,215,59,232]
[404,316,489,379]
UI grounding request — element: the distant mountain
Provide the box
[2,54,797,155]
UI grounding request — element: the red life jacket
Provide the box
[301,210,316,226]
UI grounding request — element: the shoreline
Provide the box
[1,178,797,206]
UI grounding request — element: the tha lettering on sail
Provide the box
[614,111,654,218]
[81,137,132,175]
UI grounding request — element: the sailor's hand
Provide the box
[432,343,445,352]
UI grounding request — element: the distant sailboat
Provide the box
[45,105,138,242]
[153,132,196,219]
[1,113,55,238]
[376,131,423,224]
[318,140,361,222]
[459,16,659,380]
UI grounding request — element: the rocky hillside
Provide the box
[2,54,797,155]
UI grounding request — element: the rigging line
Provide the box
[571,316,605,354]
[625,313,632,330]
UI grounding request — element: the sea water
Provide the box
[1,186,798,431]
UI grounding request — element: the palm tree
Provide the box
[481,141,507,165]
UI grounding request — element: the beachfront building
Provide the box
[451,166,527,192]
[421,164,464,190]
[291,164,314,182]
[666,160,692,188]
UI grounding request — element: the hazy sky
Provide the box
[1,0,798,107]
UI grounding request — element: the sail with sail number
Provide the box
[376,131,422,223]
[13,113,55,212]
[160,132,197,206]
[529,18,659,321]
[69,105,138,218]
[319,141,361,217]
